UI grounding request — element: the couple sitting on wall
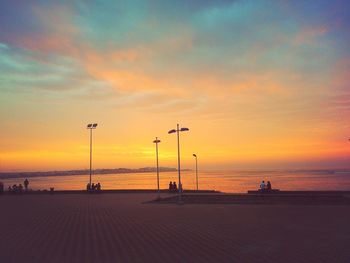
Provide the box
[259,180,272,192]
[169,181,183,193]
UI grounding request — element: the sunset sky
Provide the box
[0,0,349,171]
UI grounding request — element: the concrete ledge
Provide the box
[153,192,350,205]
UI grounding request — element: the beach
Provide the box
[1,192,349,263]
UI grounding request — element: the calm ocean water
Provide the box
[1,170,350,193]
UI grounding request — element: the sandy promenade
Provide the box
[1,193,349,263]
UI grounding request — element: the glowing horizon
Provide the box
[0,0,349,172]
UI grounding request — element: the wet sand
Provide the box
[1,193,349,263]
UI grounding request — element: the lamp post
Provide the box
[153,137,161,199]
[87,123,98,187]
[168,124,189,202]
[193,154,198,191]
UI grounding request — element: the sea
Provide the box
[1,170,350,193]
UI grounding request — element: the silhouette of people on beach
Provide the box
[0,182,3,194]
[168,181,178,193]
[9,184,24,194]
[259,180,272,192]
[24,179,29,191]
[87,182,102,193]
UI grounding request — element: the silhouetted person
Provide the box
[18,184,23,193]
[267,181,271,191]
[260,181,265,192]
[24,178,29,191]
[0,182,3,194]
[97,183,101,191]
[169,181,173,191]
[87,183,91,191]
[173,182,178,192]
[91,183,95,191]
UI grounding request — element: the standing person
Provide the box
[24,178,29,191]
[260,181,265,192]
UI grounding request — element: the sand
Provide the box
[0,193,349,263]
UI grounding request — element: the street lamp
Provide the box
[168,124,189,202]
[153,137,161,200]
[193,154,198,191]
[87,123,98,187]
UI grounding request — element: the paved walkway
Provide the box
[0,193,349,262]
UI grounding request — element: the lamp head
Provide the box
[180,127,189,132]
[153,139,161,143]
[193,154,197,157]
[87,124,92,128]
[168,129,176,134]
[92,123,98,128]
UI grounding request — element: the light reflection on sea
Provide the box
[1,170,350,193]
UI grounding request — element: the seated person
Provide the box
[169,181,173,191]
[266,181,272,191]
[260,181,265,191]
[173,182,178,192]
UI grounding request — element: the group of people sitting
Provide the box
[8,184,24,193]
[168,181,183,193]
[168,181,178,192]
[86,182,102,192]
[7,178,30,194]
[259,180,272,192]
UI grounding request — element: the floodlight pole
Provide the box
[193,154,198,191]
[177,124,181,194]
[87,123,97,187]
[153,137,161,199]
[89,127,93,186]
[168,124,189,203]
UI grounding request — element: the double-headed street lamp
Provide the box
[87,123,98,186]
[193,154,198,191]
[153,137,161,199]
[168,124,189,201]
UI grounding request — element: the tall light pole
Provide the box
[193,154,198,191]
[153,137,161,199]
[168,124,189,202]
[87,123,98,186]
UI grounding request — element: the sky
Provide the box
[0,0,349,172]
